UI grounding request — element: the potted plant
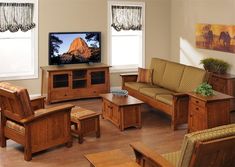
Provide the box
[200,58,230,74]
[195,82,214,96]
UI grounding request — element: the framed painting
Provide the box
[196,23,235,53]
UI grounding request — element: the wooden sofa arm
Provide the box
[20,104,74,124]
[172,92,188,97]
[130,142,174,167]
[120,73,138,88]
[30,96,46,110]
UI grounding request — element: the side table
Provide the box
[188,91,234,132]
[208,73,235,111]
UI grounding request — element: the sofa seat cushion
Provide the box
[162,151,181,166]
[177,66,207,93]
[160,62,185,91]
[155,94,173,106]
[178,124,235,167]
[6,120,25,135]
[125,82,158,91]
[139,87,175,98]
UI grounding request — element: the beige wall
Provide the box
[7,0,171,94]
[171,0,235,73]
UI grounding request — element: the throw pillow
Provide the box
[137,67,153,84]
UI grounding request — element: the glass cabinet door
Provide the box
[90,71,105,85]
[52,73,70,88]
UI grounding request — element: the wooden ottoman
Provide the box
[71,107,101,144]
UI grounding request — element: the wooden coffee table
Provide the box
[100,93,144,131]
[84,149,140,167]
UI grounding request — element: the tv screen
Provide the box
[49,32,101,65]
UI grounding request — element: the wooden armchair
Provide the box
[130,124,235,167]
[0,82,74,161]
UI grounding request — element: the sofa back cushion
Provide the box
[160,62,185,91]
[177,66,207,93]
[150,58,167,85]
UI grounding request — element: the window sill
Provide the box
[0,74,38,81]
[110,66,138,73]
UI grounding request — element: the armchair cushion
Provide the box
[6,120,25,135]
[178,123,235,167]
[0,82,33,117]
[162,151,181,166]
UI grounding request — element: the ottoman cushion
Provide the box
[71,107,97,122]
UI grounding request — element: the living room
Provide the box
[0,0,235,166]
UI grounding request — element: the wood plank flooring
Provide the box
[0,98,234,167]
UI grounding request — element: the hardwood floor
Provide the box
[1,98,234,167]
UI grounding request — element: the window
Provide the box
[0,0,38,80]
[108,1,145,72]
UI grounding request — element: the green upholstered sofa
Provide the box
[121,58,208,130]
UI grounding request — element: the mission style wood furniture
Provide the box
[0,82,74,161]
[100,93,144,131]
[188,91,233,132]
[85,149,140,167]
[121,58,209,130]
[208,73,235,111]
[85,124,235,167]
[71,107,101,144]
[41,63,110,103]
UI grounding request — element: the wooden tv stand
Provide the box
[41,63,110,103]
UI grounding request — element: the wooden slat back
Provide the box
[0,83,34,121]
[189,136,235,167]
[0,89,25,121]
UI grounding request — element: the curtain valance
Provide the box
[111,5,142,31]
[0,3,35,32]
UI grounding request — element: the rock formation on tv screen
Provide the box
[68,37,92,58]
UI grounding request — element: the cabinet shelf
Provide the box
[73,78,87,81]
[73,80,87,89]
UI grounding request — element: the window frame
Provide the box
[0,0,38,81]
[107,1,145,73]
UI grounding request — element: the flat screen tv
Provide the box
[49,32,101,65]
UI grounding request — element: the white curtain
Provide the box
[0,3,35,32]
[111,5,142,31]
